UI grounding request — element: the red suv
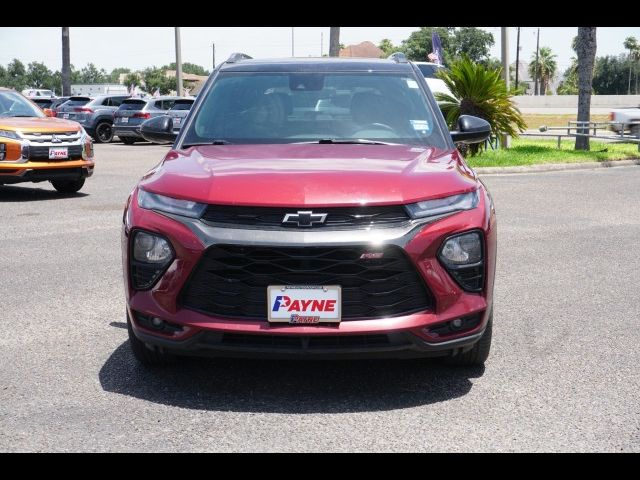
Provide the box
[123,53,496,366]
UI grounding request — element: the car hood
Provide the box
[0,116,82,133]
[139,144,478,207]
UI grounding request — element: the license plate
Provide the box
[49,147,68,160]
[121,117,128,123]
[61,113,69,119]
[173,118,181,126]
[268,285,341,324]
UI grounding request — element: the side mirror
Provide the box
[450,115,491,144]
[140,115,177,144]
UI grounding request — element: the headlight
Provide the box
[138,188,206,218]
[0,130,19,139]
[438,230,484,292]
[405,190,478,219]
[130,231,174,290]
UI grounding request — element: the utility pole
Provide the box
[321,32,323,56]
[175,27,183,96]
[533,27,540,96]
[291,27,295,57]
[212,42,215,70]
[501,27,511,148]
[515,27,521,91]
[329,27,340,57]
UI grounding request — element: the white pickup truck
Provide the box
[609,107,640,135]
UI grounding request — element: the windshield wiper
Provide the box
[296,138,396,145]
[182,139,232,147]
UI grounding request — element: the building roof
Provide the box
[339,41,384,59]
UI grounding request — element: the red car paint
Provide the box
[122,144,497,350]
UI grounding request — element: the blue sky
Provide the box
[1,27,638,75]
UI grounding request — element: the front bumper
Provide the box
[122,186,497,359]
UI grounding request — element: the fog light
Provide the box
[151,317,164,328]
[133,231,172,263]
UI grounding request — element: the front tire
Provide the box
[94,121,114,143]
[127,314,176,366]
[51,178,85,193]
[445,312,493,366]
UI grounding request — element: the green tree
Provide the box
[163,62,209,76]
[6,59,27,90]
[26,62,54,89]
[142,67,173,95]
[378,38,400,57]
[623,36,639,94]
[109,67,131,83]
[528,46,557,95]
[435,56,526,155]
[123,72,141,90]
[450,27,495,64]
[79,63,108,84]
[401,27,453,62]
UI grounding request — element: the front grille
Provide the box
[180,245,433,320]
[201,205,411,229]
[21,131,81,143]
[29,145,83,161]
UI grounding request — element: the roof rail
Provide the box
[387,52,408,63]
[226,52,253,64]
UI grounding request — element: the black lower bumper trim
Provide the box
[130,322,485,360]
[0,167,92,185]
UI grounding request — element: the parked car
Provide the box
[167,98,195,133]
[414,61,453,100]
[54,94,130,143]
[22,88,55,98]
[123,53,495,367]
[28,96,70,117]
[0,88,94,193]
[56,96,92,120]
[609,107,640,135]
[114,96,181,144]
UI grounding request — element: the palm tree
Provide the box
[435,56,526,155]
[61,27,70,96]
[528,47,557,95]
[623,37,638,95]
[575,27,597,151]
[329,27,340,57]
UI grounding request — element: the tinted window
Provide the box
[119,100,147,111]
[170,100,193,111]
[183,71,446,148]
[0,91,45,118]
[109,96,127,107]
[65,98,91,107]
[417,64,445,79]
[32,98,54,108]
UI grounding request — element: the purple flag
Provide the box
[430,32,444,65]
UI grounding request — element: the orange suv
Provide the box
[0,88,94,193]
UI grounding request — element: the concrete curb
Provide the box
[475,158,640,175]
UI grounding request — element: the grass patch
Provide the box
[466,138,639,168]
[521,114,609,130]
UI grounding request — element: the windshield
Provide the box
[182,71,446,148]
[0,91,45,118]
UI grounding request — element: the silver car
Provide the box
[57,94,130,143]
[113,96,182,144]
[166,98,195,134]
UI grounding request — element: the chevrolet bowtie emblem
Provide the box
[282,211,328,227]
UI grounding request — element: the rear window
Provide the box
[170,100,194,111]
[65,97,91,107]
[119,100,147,111]
[32,98,54,108]
[417,64,445,79]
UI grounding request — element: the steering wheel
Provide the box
[356,122,396,133]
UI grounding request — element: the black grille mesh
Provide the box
[180,244,433,320]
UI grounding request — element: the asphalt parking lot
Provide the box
[1,142,639,452]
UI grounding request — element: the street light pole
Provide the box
[212,42,215,70]
[175,27,183,96]
[291,27,295,57]
[533,27,540,96]
[515,27,521,90]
